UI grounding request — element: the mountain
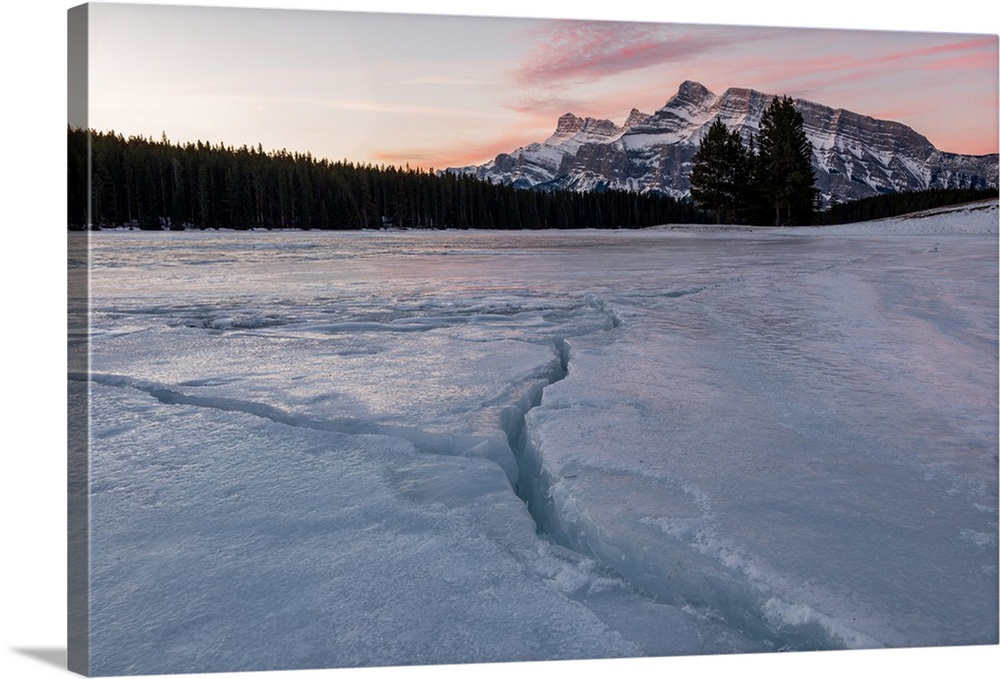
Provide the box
[452,81,998,207]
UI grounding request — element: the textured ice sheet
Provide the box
[87,384,633,674]
[79,201,998,673]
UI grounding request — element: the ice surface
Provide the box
[86,383,645,674]
[77,201,998,674]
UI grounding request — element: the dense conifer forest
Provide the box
[67,127,710,231]
[68,127,996,231]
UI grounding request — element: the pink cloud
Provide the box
[870,35,997,67]
[513,21,746,87]
[784,35,994,89]
[919,49,997,72]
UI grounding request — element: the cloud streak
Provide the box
[513,21,746,87]
[712,34,996,111]
[871,35,997,67]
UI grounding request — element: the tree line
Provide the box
[67,127,709,231]
[69,125,992,232]
[819,188,998,225]
[689,95,817,226]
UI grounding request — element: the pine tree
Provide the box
[689,118,747,224]
[755,96,816,225]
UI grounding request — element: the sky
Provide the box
[82,1,999,171]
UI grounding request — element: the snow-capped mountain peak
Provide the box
[453,81,998,205]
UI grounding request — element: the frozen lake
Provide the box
[73,202,998,675]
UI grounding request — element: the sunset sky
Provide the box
[84,1,999,170]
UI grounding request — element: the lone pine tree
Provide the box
[689,118,749,224]
[755,95,817,226]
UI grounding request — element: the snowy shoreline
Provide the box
[654,199,998,236]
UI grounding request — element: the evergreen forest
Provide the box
[68,126,996,232]
[67,127,708,231]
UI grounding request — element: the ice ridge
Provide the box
[72,371,522,484]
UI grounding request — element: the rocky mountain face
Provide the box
[453,81,998,206]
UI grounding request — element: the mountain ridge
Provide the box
[452,81,998,206]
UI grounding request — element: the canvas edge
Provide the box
[67,3,91,676]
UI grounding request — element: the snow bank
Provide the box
[654,199,998,236]
[804,199,998,236]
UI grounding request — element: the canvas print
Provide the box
[67,1,999,676]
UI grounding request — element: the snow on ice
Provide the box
[74,201,999,675]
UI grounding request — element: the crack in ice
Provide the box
[72,370,521,482]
